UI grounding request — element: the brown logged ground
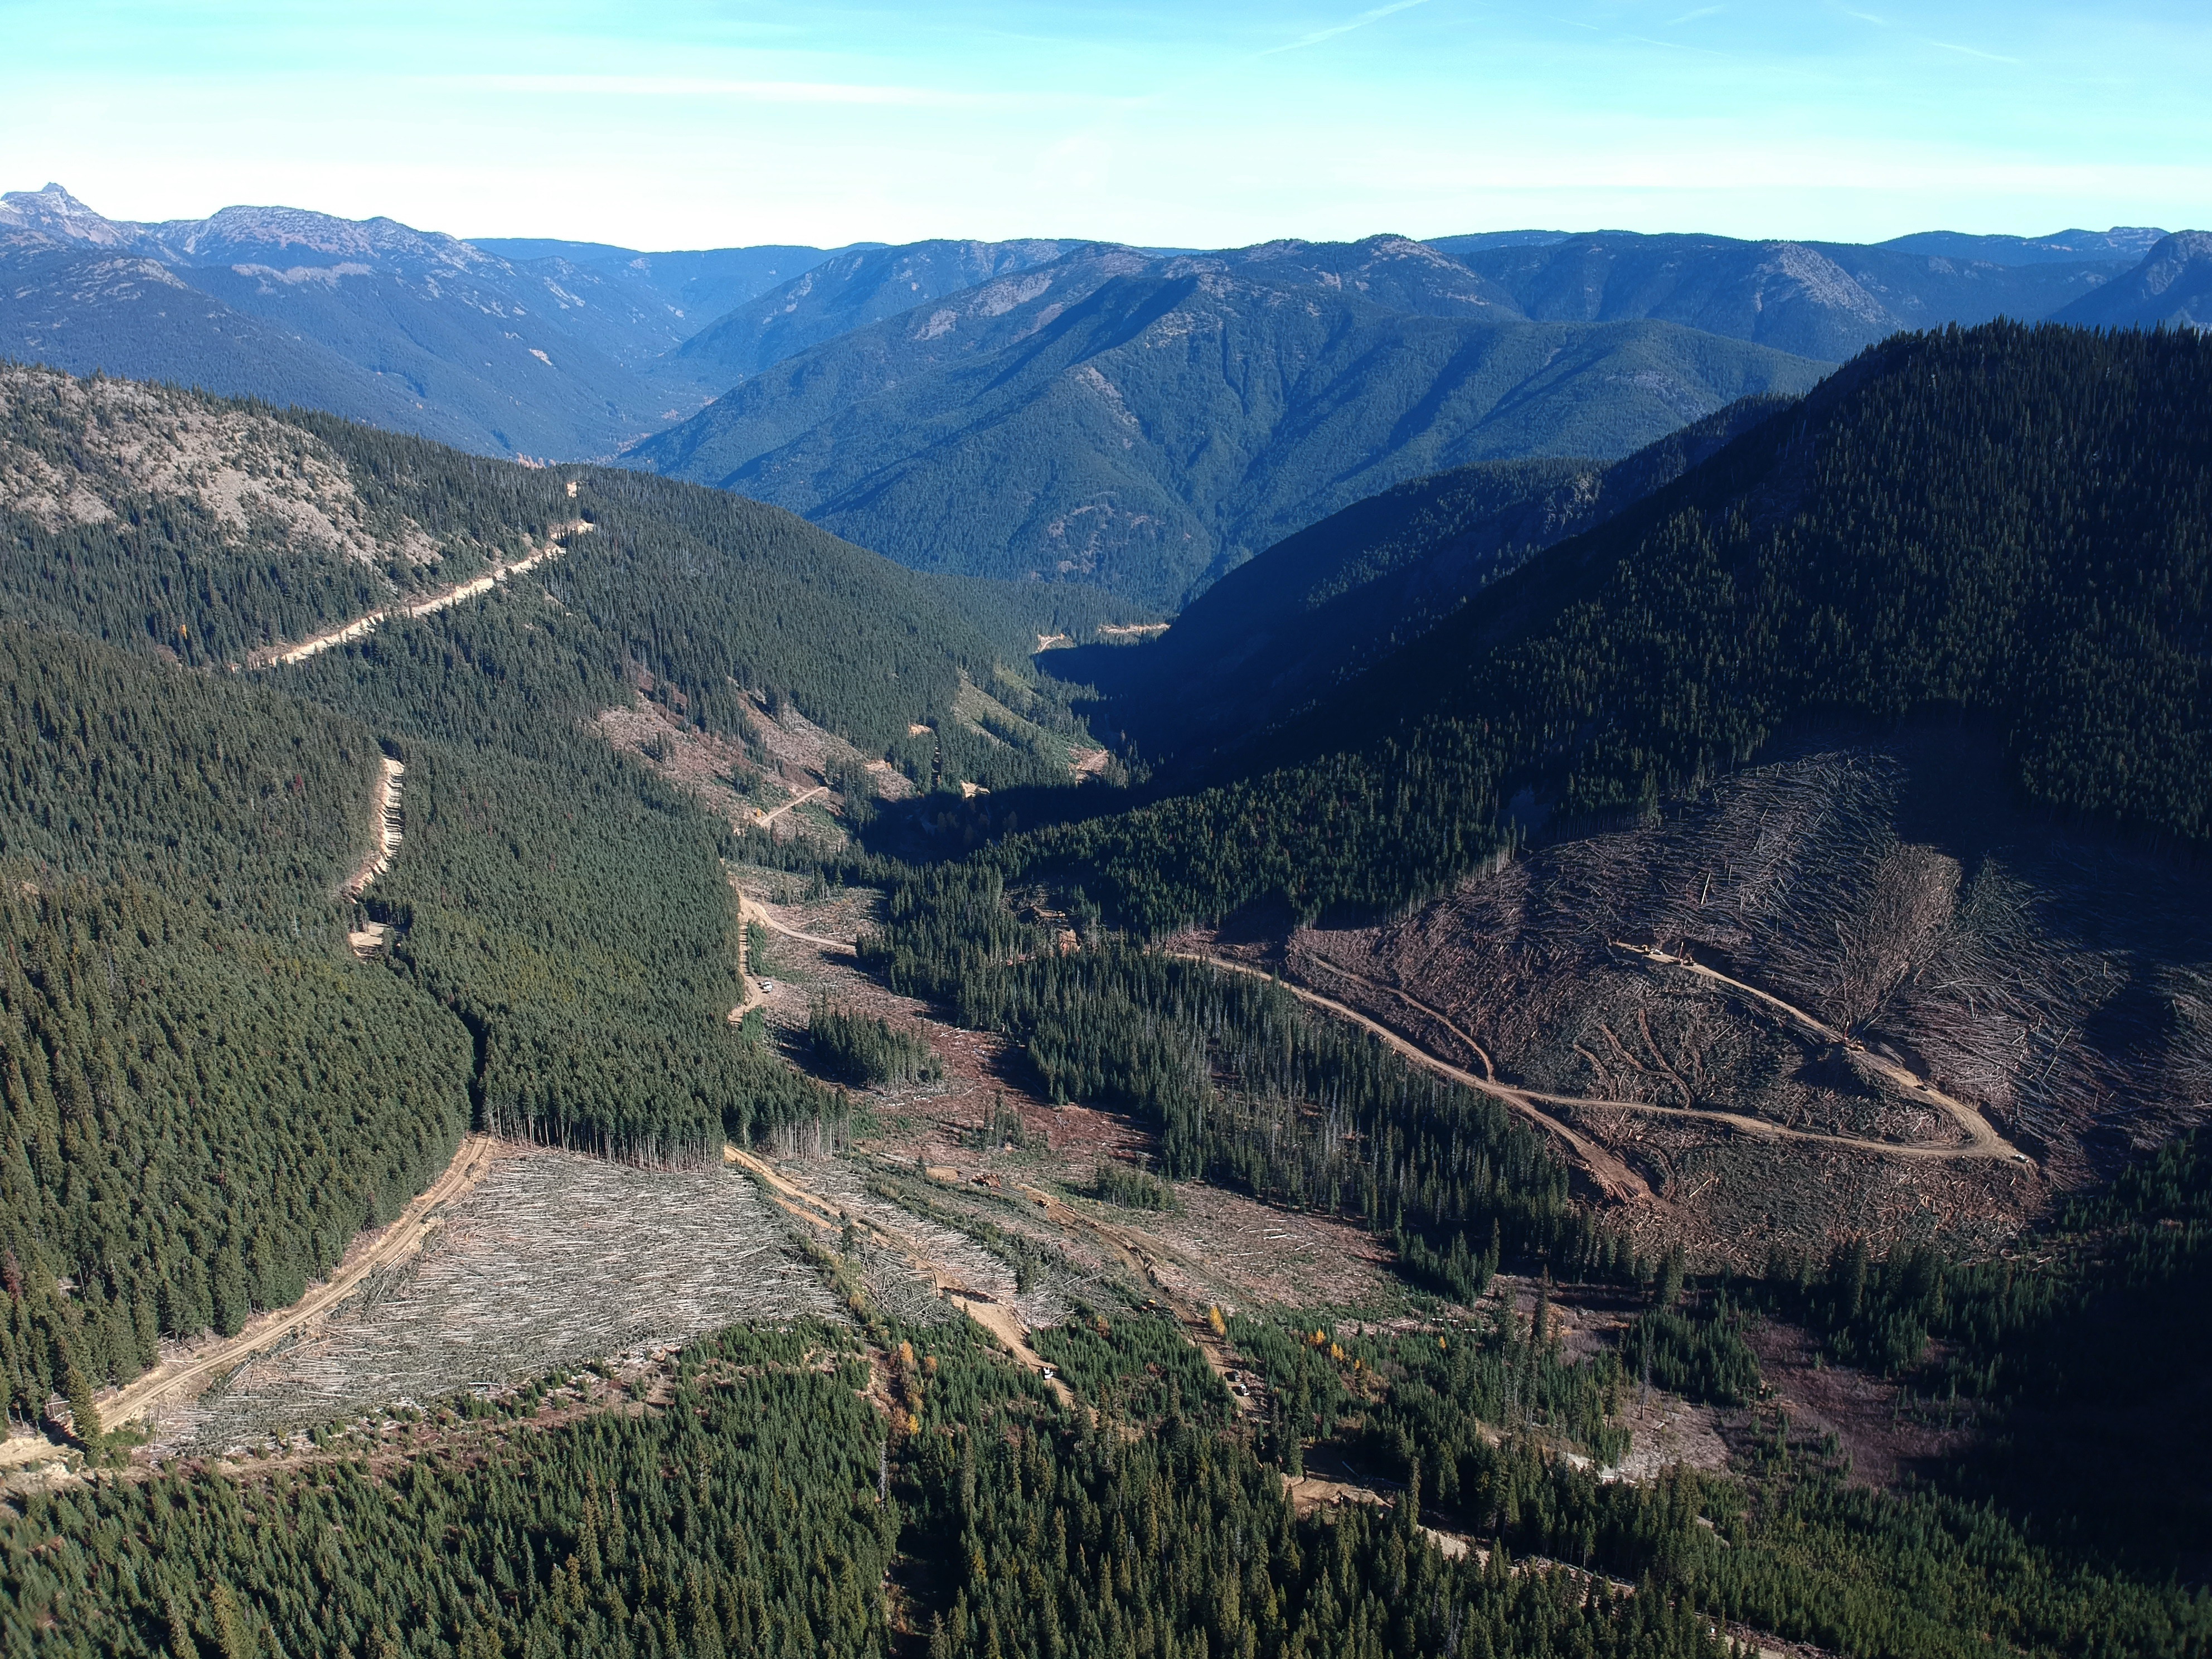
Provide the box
[128,1145,843,1458]
[1223,732,2212,1264]
[728,872,1398,1317]
[721,872,1402,1429]
[599,687,914,857]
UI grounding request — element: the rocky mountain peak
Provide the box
[0,182,136,248]
[142,205,491,276]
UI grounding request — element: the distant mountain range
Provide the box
[624,236,1828,605]
[4,180,2205,604]
[1427,231,2135,360]
[663,239,1085,389]
[467,236,847,329]
[2051,231,2212,330]
[0,184,838,457]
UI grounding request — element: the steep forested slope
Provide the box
[0,626,474,1421]
[1001,323,2211,927]
[627,237,1828,606]
[932,323,2212,1258]
[0,363,1107,775]
[1079,397,1788,761]
[0,365,1139,1419]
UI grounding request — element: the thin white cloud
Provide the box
[1923,38,2022,65]
[1264,0,1432,57]
[1667,6,1723,23]
[448,75,1025,108]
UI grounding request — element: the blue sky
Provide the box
[4,1,2206,249]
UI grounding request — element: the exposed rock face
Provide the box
[2055,230,2212,331]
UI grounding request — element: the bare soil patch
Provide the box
[1739,1322,1977,1490]
[600,690,914,856]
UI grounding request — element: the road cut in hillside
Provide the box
[1176,952,1655,1203]
[1344,951,2020,1162]
[101,1134,502,1429]
[1608,940,2020,1160]
[732,879,860,955]
[345,756,405,953]
[255,521,590,667]
[753,783,830,827]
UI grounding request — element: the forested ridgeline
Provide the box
[861,867,1634,1284]
[0,626,474,1419]
[2,365,1114,789]
[629,236,1832,607]
[1080,396,1791,763]
[1003,324,2212,932]
[0,365,532,667]
[271,467,1100,794]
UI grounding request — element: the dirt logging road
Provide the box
[719,887,1261,1416]
[102,1136,502,1429]
[753,784,830,829]
[1181,948,2028,1206]
[731,880,858,956]
[1179,953,1654,1202]
[1608,940,2020,1160]
[256,523,590,668]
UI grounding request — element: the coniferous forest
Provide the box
[1005,324,2211,931]
[2,317,2210,1659]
